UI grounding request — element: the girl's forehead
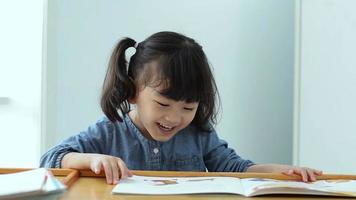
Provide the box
[138,62,169,88]
[143,78,169,92]
[139,59,203,104]
[147,87,199,105]
[147,86,166,96]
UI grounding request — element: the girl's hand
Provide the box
[89,154,133,184]
[280,166,323,182]
[247,164,322,182]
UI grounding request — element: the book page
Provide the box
[0,169,66,199]
[113,175,243,195]
[0,169,47,197]
[310,179,356,196]
[241,178,356,197]
[42,171,66,194]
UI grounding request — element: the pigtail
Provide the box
[101,38,136,122]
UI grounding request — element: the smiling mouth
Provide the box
[157,122,175,133]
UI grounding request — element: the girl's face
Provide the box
[128,86,199,142]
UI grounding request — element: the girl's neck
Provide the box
[128,110,154,140]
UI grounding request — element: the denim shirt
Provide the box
[40,115,254,172]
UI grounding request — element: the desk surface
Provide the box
[59,171,356,200]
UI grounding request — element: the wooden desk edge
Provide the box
[2,168,356,185]
[78,169,356,181]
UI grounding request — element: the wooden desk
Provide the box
[59,170,356,200]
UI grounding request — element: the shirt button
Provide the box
[153,148,159,154]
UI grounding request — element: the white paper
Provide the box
[241,178,356,197]
[113,175,356,197]
[113,175,243,195]
[0,168,66,199]
[0,169,47,196]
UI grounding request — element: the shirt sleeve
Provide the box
[202,126,255,172]
[39,118,114,168]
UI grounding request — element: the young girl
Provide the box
[40,31,322,185]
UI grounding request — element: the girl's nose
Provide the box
[164,112,181,125]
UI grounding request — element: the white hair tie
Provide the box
[134,42,139,49]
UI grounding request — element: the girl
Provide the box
[40,31,322,185]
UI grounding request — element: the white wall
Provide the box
[44,0,295,164]
[0,0,43,167]
[295,0,356,173]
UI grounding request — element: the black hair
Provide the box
[101,31,220,131]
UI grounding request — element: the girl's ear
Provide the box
[128,94,137,104]
[128,82,140,104]
[128,98,136,104]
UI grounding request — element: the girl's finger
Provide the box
[117,160,128,179]
[117,159,132,179]
[102,160,113,184]
[281,169,294,176]
[110,160,120,184]
[298,169,308,182]
[306,169,316,181]
[294,168,308,182]
[287,169,294,175]
[90,160,102,174]
[315,170,323,175]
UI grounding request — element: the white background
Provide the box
[43,0,295,165]
[295,0,356,173]
[0,0,43,167]
[3,0,355,172]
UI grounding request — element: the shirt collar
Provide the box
[123,114,160,146]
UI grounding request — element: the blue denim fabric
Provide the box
[40,115,254,172]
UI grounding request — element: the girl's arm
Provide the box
[61,152,92,169]
[201,126,322,182]
[246,163,323,182]
[40,118,113,168]
[202,127,255,172]
[40,117,132,184]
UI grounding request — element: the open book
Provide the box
[0,168,66,199]
[113,175,356,197]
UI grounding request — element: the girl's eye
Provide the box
[155,101,169,107]
[184,107,194,111]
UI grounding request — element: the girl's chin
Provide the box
[153,136,172,142]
